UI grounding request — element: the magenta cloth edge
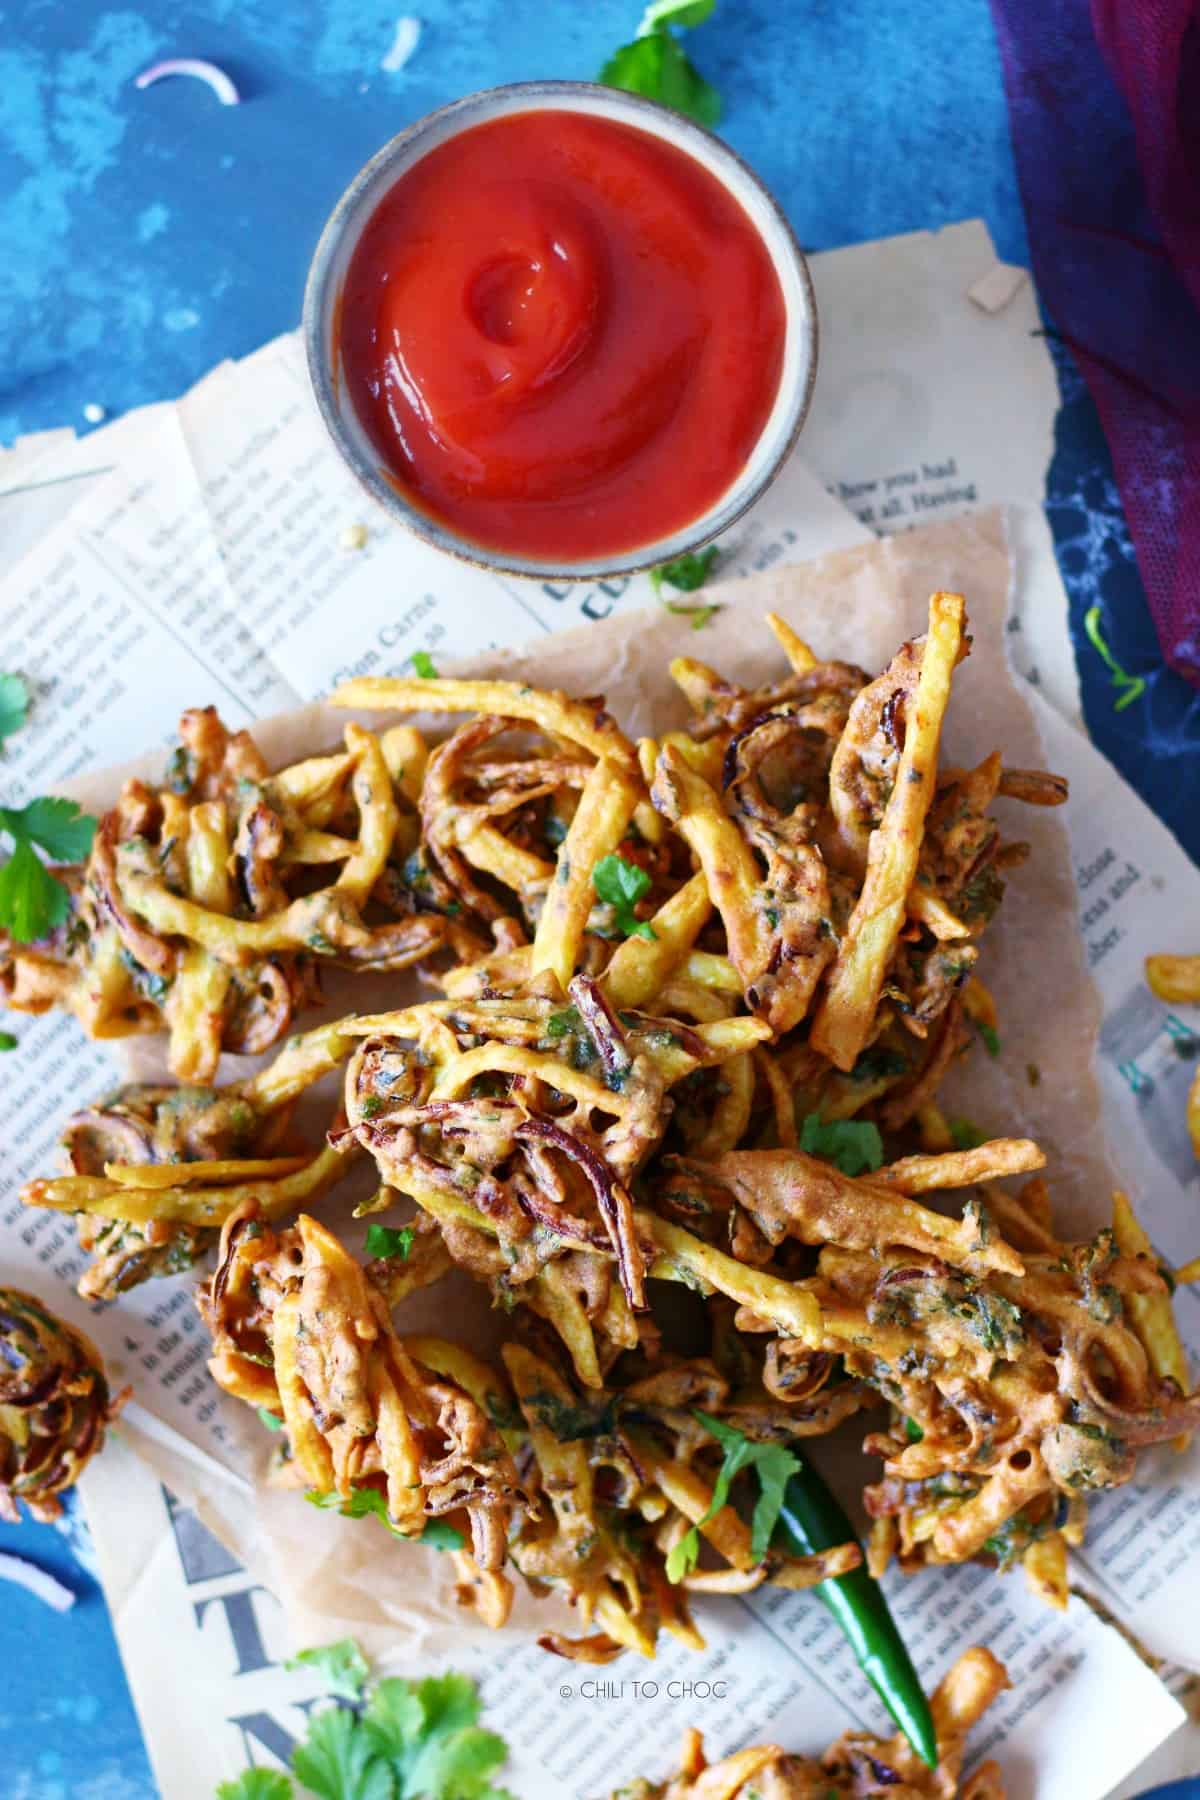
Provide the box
[989,0,1200,686]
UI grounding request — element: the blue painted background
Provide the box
[0,0,1031,439]
[1,2,1197,1795]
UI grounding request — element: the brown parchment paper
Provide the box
[67,508,1114,1662]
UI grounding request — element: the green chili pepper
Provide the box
[772,1448,938,1769]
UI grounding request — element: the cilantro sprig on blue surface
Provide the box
[599,0,721,127]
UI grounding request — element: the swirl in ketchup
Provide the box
[338,108,787,562]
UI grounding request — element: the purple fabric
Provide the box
[989,0,1200,685]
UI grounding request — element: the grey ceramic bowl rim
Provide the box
[302,79,819,584]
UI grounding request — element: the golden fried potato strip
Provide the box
[765,610,818,673]
[23,1143,349,1230]
[649,745,779,1011]
[604,872,712,1009]
[103,1155,312,1187]
[532,756,643,987]
[811,593,965,1070]
[1145,953,1200,1003]
[1111,1190,1191,1417]
[874,1139,1045,1193]
[643,1213,823,1342]
[696,1149,1024,1276]
[331,674,638,768]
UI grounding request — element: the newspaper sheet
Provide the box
[0,222,1194,1796]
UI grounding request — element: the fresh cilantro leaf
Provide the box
[747,1440,800,1561]
[419,1519,469,1551]
[216,1770,294,1800]
[0,836,72,943]
[650,547,719,595]
[228,1666,513,1800]
[0,673,29,747]
[291,1705,394,1800]
[650,547,721,629]
[256,1405,284,1432]
[307,1483,383,1512]
[664,1525,702,1583]
[0,798,97,945]
[665,1411,800,1580]
[545,1006,582,1040]
[286,1638,371,1701]
[0,1032,16,1051]
[305,1485,465,1550]
[948,1117,987,1151]
[696,1412,801,1561]
[360,1678,427,1772]
[407,1724,511,1800]
[411,651,438,679]
[798,1113,884,1177]
[1083,606,1146,712]
[976,1021,1001,1058]
[904,1416,924,1443]
[592,853,656,941]
[364,1673,512,1800]
[600,20,720,127]
[365,1224,414,1262]
[8,797,98,862]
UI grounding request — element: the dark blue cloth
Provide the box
[988,0,1200,860]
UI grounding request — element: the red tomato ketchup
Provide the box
[338,109,787,562]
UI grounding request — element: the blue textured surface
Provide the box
[0,2,1194,1796]
[0,1492,155,1798]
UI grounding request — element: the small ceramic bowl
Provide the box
[303,80,818,583]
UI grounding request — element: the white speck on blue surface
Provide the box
[163,305,199,331]
[381,16,421,73]
[136,201,169,242]
[82,401,106,422]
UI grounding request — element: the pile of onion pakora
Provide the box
[614,1646,1009,1800]
[17,595,1199,1663]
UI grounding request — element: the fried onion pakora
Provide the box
[653,1151,1199,1603]
[0,706,480,1081]
[12,598,1058,1191]
[0,1287,120,1522]
[19,595,1191,1668]
[613,1646,1009,1799]
[200,1210,862,1660]
[23,1019,357,1300]
[335,977,767,1388]
[649,600,1065,1083]
[200,1208,525,1578]
[501,1336,860,1662]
